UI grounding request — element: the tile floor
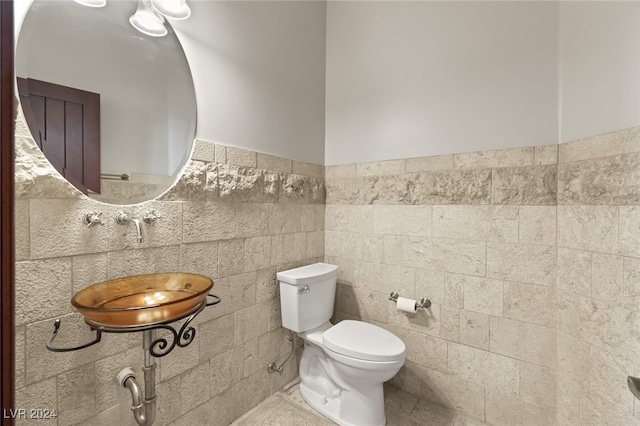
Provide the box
[231,379,488,426]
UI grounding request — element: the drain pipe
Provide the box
[117,330,157,426]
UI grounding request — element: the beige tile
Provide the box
[218,239,245,277]
[257,152,292,174]
[180,363,211,414]
[492,165,557,205]
[335,285,390,324]
[504,281,556,327]
[417,365,486,421]
[192,139,216,162]
[15,325,25,390]
[440,306,460,343]
[159,160,207,202]
[195,272,256,323]
[16,258,72,326]
[71,253,107,293]
[159,329,200,381]
[179,241,218,280]
[280,173,310,204]
[199,314,235,362]
[356,159,405,176]
[558,153,640,205]
[172,395,223,426]
[458,275,504,316]
[210,346,244,398]
[292,160,324,178]
[57,363,96,426]
[244,236,272,272]
[519,361,556,408]
[559,126,640,163]
[624,256,640,296]
[418,170,491,205]
[226,145,257,168]
[580,391,637,425]
[589,346,635,416]
[459,310,489,350]
[464,205,519,243]
[155,245,182,273]
[156,375,182,425]
[620,206,640,257]
[557,374,581,424]
[347,205,374,234]
[373,205,432,236]
[489,316,556,368]
[106,248,157,279]
[557,205,618,253]
[268,204,302,235]
[301,205,317,232]
[365,174,419,205]
[282,232,306,263]
[518,206,556,245]
[415,267,445,305]
[592,253,624,303]
[339,232,362,260]
[362,234,385,264]
[218,165,269,202]
[388,301,440,338]
[454,147,534,170]
[183,202,236,242]
[325,177,364,204]
[305,231,324,259]
[15,199,29,261]
[403,397,457,426]
[215,143,227,164]
[557,247,592,296]
[325,163,357,178]
[236,203,268,238]
[244,337,261,376]
[432,205,466,239]
[557,332,590,384]
[29,199,112,259]
[405,154,454,173]
[534,144,558,165]
[485,388,556,426]
[390,327,448,371]
[354,262,415,297]
[324,230,340,257]
[234,302,270,346]
[324,204,349,231]
[15,378,57,426]
[580,297,640,362]
[487,242,556,286]
[448,342,519,392]
[256,267,277,303]
[444,273,464,309]
[558,291,581,338]
[403,237,485,277]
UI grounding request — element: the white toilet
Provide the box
[277,263,405,426]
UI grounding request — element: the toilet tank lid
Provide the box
[276,263,338,285]
[323,320,406,362]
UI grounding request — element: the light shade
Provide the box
[73,0,107,7]
[151,0,191,20]
[129,0,168,37]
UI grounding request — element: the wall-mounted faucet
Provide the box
[143,210,162,226]
[116,211,143,243]
[83,211,105,228]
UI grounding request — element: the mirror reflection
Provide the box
[16,0,197,204]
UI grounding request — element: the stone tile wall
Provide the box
[326,128,640,425]
[14,115,325,425]
[325,146,560,424]
[556,129,640,425]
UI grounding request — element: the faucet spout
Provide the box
[132,218,143,243]
[116,211,143,244]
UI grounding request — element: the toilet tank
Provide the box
[277,263,338,332]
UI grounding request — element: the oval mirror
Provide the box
[16,0,197,205]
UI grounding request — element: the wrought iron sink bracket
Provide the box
[46,293,221,357]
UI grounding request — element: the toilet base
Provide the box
[299,381,385,426]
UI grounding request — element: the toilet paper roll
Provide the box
[396,296,418,314]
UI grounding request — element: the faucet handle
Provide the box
[143,210,162,226]
[84,212,105,228]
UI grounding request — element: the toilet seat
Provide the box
[322,320,405,362]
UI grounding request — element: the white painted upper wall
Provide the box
[171,1,327,165]
[325,1,559,165]
[559,1,640,144]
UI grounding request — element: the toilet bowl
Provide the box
[277,263,405,426]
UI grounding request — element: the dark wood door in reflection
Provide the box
[17,77,100,194]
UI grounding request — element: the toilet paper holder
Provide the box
[388,292,431,309]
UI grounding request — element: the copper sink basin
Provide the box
[71,273,213,328]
